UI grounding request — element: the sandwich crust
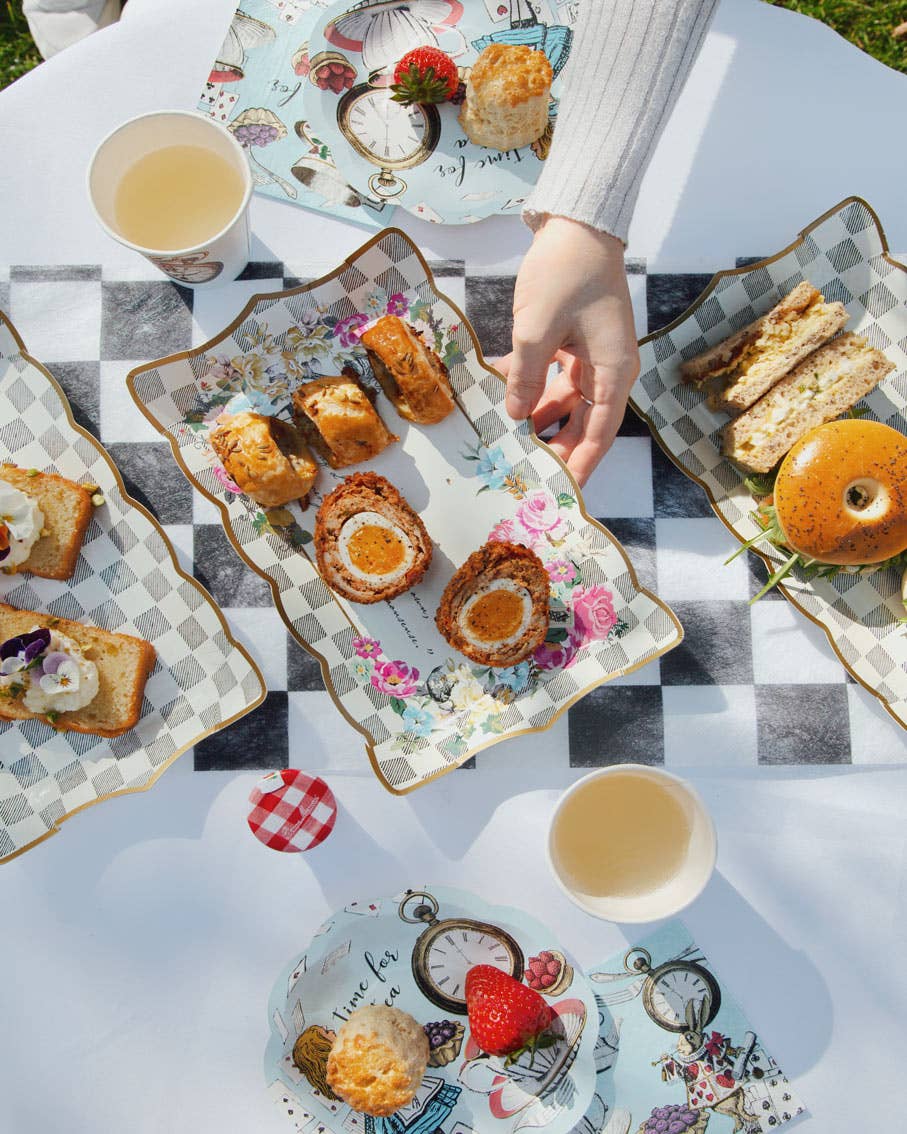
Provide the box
[359,315,456,425]
[435,541,549,667]
[722,333,895,473]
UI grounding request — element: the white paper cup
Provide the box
[547,765,717,923]
[87,110,253,288]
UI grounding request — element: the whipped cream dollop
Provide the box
[0,626,99,715]
[0,485,44,569]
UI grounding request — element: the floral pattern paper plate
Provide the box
[0,313,266,864]
[127,229,681,793]
[265,885,598,1134]
[631,197,907,732]
[302,0,580,224]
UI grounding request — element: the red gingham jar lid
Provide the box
[247,770,337,852]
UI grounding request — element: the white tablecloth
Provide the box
[0,2,906,1131]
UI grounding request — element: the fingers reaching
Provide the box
[504,326,559,421]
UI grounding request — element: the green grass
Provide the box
[1,3,41,89]
[0,0,903,90]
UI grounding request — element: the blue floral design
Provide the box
[475,446,512,491]
[402,704,434,738]
[491,662,533,694]
[223,388,276,416]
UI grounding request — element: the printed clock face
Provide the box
[338,87,439,168]
[643,963,721,1033]
[413,919,524,1013]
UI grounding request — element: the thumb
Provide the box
[505,326,558,420]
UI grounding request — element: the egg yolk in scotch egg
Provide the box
[463,585,529,644]
[345,523,408,576]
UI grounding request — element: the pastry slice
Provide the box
[680,282,848,415]
[359,315,456,425]
[314,472,431,604]
[0,605,155,736]
[291,371,398,469]
[209,411,317,507]
[722,333,895,474]
[0,465,93,580]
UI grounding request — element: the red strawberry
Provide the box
[391,46,459,106]
[465,965,555,1063]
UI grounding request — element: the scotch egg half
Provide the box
[436,542,550,667]
[314,473,432,604]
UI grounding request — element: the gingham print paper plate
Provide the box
[127,229,682,794]
[265,885,598,1134]
[0,313,266,863]
[631,197,907,732]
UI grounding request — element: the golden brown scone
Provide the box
[359,316,456,425]
[0,604,155,737]
[459,43,552,151]
[315,472,432,604]
[435,541,549,667]
[326,1006,429,1117]
[0,465,93,580]
[292,372,398,469]
[209,412,318,507]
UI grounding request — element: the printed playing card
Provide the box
[267,1080,320,1133]
[343,900,380,917]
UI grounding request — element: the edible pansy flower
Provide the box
[0,628,51,674]
[0,493,39,562]
[38,656,81,695]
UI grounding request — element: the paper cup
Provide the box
[547,765,717,923]
[87,110,253,287]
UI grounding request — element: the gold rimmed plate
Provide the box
[631,196,907,732]
[0,312,266,863]
[128,229,682,793]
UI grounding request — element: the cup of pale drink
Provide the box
[87,110,253,287]
[547,765,717,923]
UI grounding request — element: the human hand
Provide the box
[497,216,640,486]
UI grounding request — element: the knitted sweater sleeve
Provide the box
[524,0,719,244]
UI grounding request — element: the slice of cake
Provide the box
[0,465,93,580]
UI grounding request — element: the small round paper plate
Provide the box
[265,885,598,1134]
[301,0,579,224]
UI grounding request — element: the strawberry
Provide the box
[465,965,556,1064]
[391,46,459,106]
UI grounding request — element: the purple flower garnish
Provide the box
[0,628,50,664]
[40,651,70,676]
[0,545,9,563]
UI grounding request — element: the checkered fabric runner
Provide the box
[2,214,904,772]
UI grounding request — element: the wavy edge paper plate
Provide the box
[126,229,683,793]
[264,885,598,1134]
[630,195,907,732]
[0,311,266,863]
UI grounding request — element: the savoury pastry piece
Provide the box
[315,472,432,604]
[292,372,398,469]
[680,282,849,415]
[209,412,318,507]
[326,1005,429,1118]
[359,315,456,425]
[435,541,549,667]
[0,465,93,580]
[722,332,895,473]
[0,604,155,737]
[458,43,552,152]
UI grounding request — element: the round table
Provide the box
[0,1,905,1131]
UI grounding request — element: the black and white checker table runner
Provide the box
[2,255,904,771]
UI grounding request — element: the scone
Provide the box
[292,371,398,469]
[0,465,94,580]
[359,316,456,425]
[435,541,549,667]
[209,411,318,507]
[315,472,432,604]
[326,1005,429,1117]
[458,44,552,151]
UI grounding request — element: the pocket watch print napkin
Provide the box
[581,921,806,1134]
